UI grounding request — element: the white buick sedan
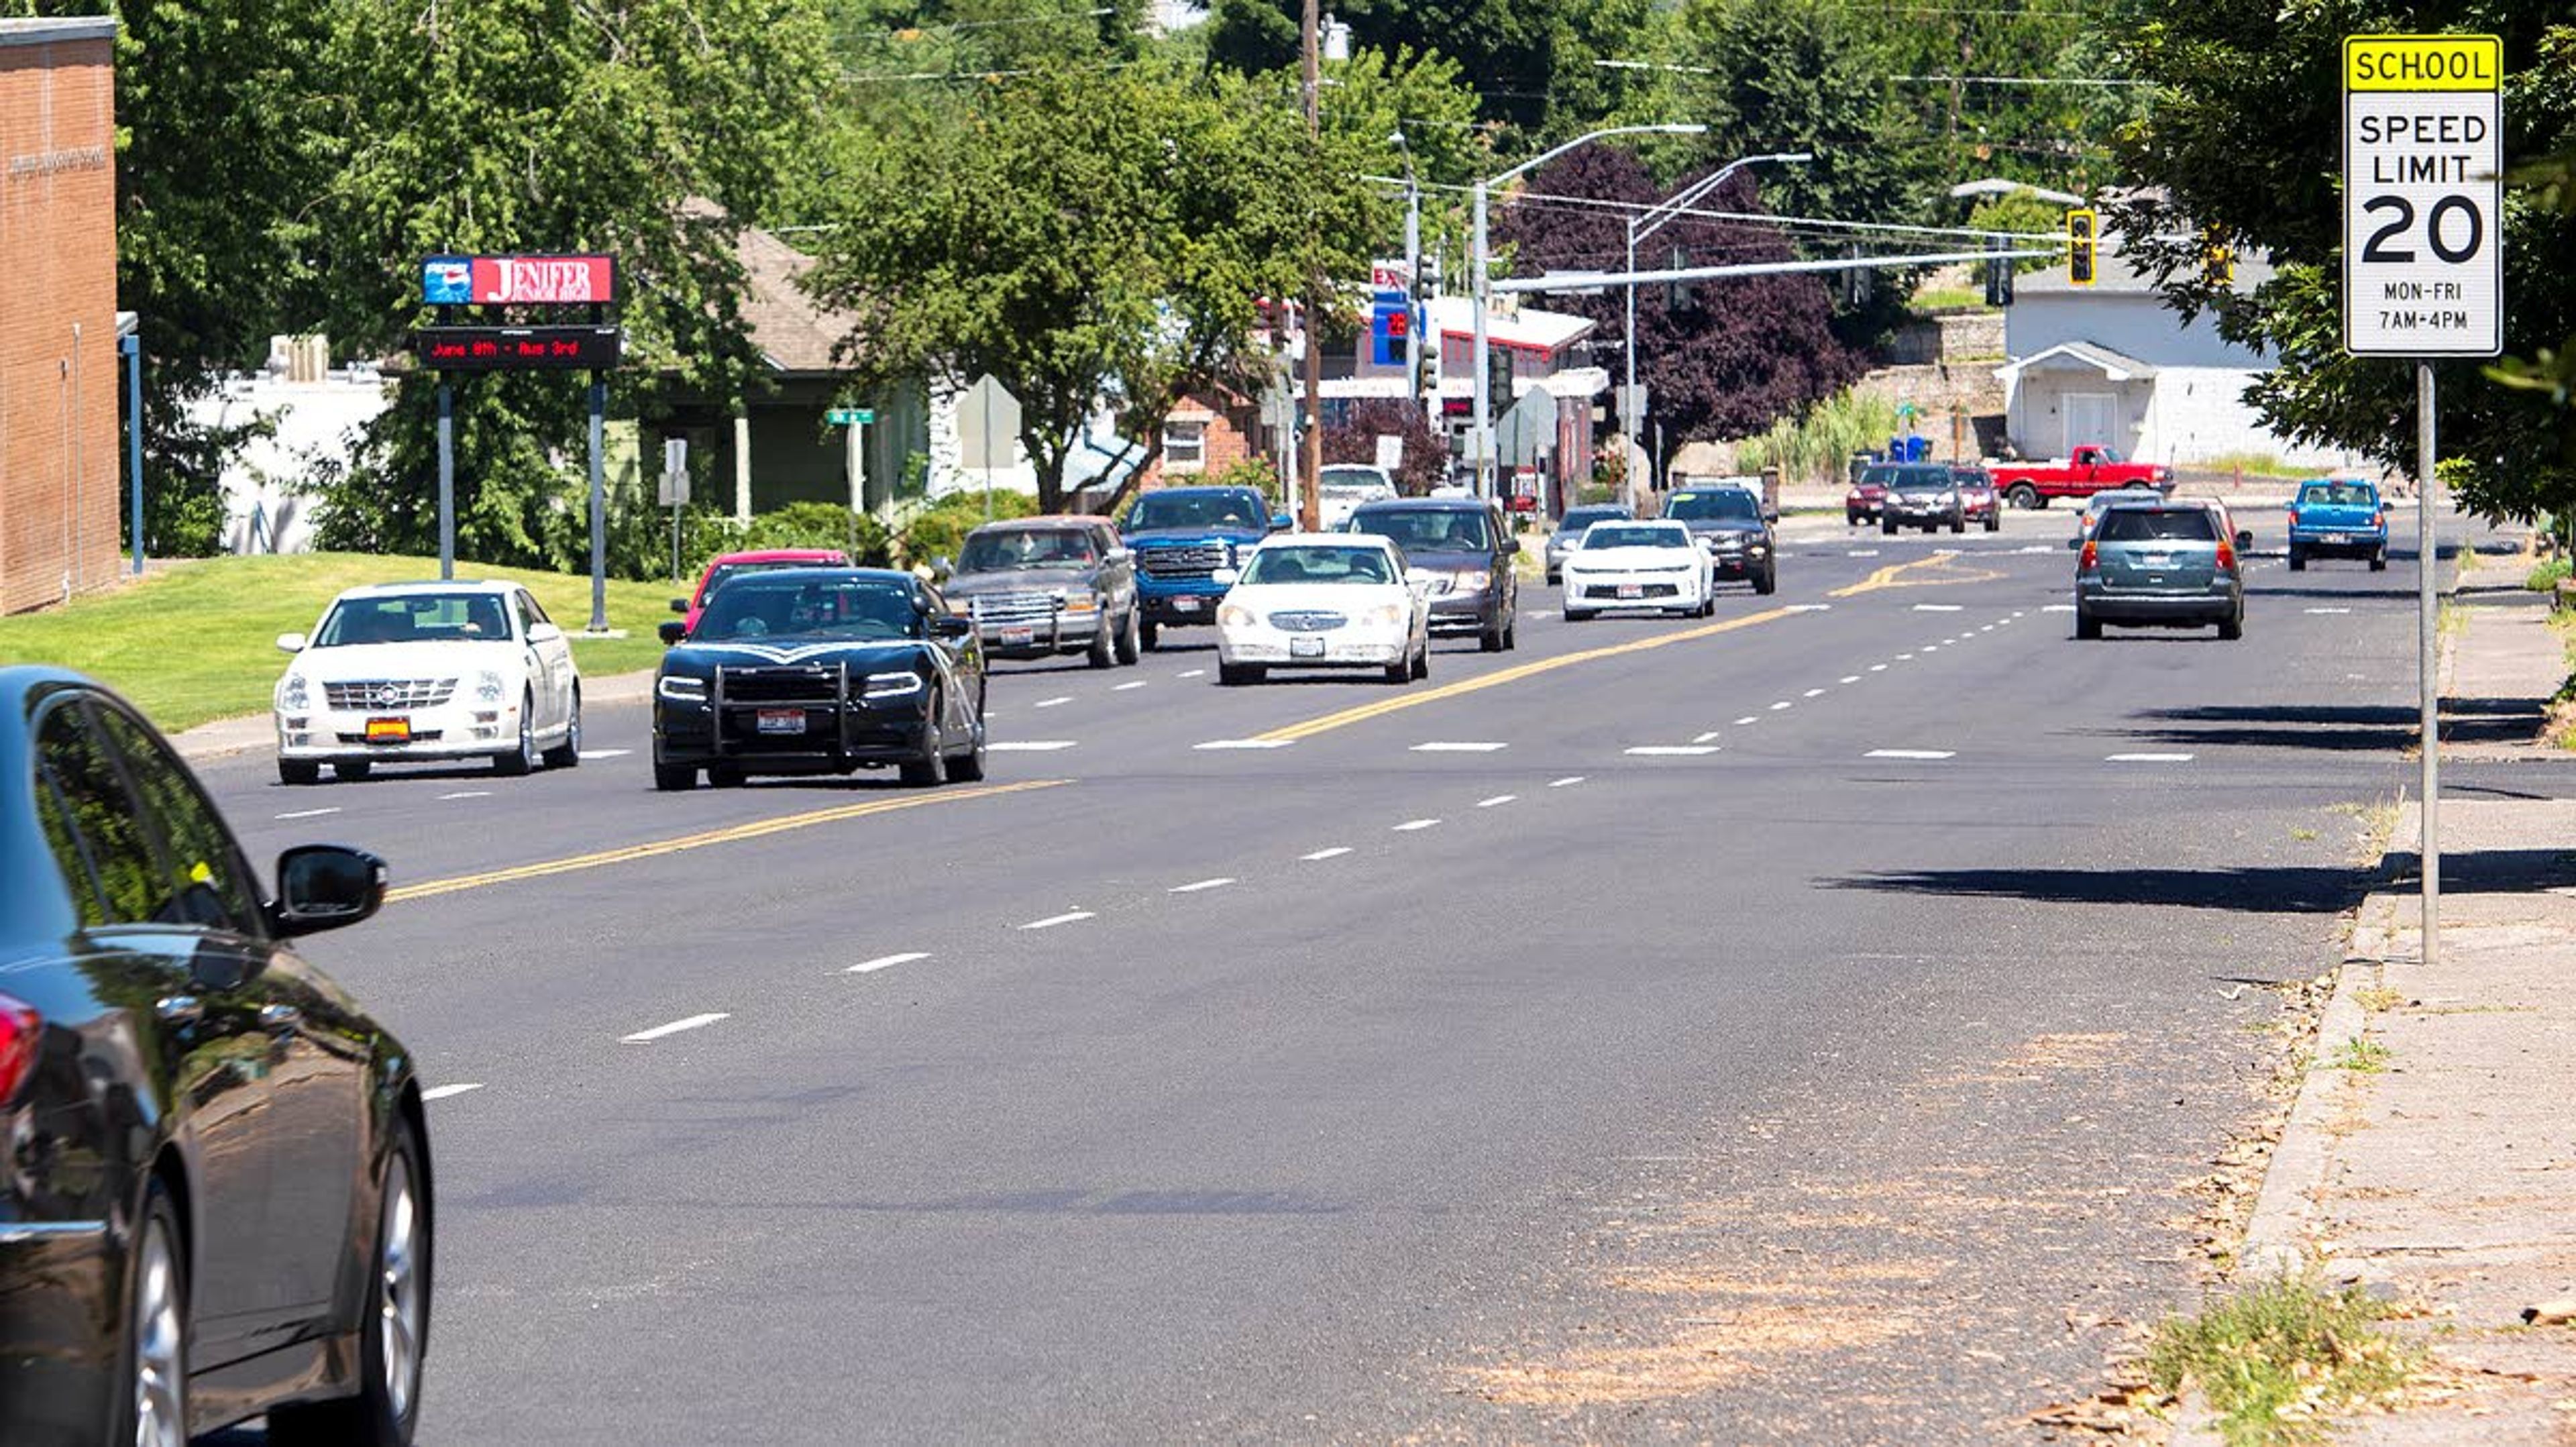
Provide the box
[273,580,583,784]
[1213,535,1429,686]
[1560,519,1716,621]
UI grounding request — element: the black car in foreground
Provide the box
[653,567,988,790]
[0,666,429,1447]
[1660,484,1778,594]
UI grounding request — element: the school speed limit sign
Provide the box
[2343,34,2502,357]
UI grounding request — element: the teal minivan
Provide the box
[2073,500,2253,641]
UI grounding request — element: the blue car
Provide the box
[1118,486,1289,649]
[2286,478,2388,572]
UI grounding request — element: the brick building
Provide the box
[0,17,120,614]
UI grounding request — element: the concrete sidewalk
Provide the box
[172,667,657,764]
[2230,566,2576,1441]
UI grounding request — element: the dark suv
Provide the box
[1345,496,1520,651]
[940,516,1140,668]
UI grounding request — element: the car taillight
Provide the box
[2078,539,2098,570]
[2216,540,2238,572]
[0,993,38,1104]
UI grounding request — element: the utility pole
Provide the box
[1398,133,1424,421]
[1297,0,1324,531]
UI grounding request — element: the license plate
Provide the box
[364,717,410,744]
[1000,626,1034,646]
[755,708,806,735]
[1617,583,1644,599]
[2322,532,2351,545]
[1171,597,1201,613]
[1289,636,1325,659]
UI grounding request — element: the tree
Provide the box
[2102,3,2576,520]
[1324,399,1446,494]
[808,63,1381,513]
[1492,145,1860,477]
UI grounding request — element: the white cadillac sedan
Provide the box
[273,580,583,784]
[1560,519,1717,621]
[1213,535,1430,686]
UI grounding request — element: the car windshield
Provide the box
[701,558,833,602]
[1584,525,1690,550]
[1318,468,1389,493]
[1888,468,1953,493]
[957,529,1097,572]
[314,592,511,647]
[694,578,920,641]
[1555,508,1625,535]
[1126,492,1267,531]
[2096,508,2217,544]
[2300,482,2377,507]
[1953,471,1991,488]
[1354,508,1491,552]
[1240,545,1395,585]
[1664,490,1759,522]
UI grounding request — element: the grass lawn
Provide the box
[0,553,676,733]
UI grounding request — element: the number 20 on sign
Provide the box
[2343,34,2502,357]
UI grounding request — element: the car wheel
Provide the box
[899,704,947,787]
[1479,615,1505,652]
[707,764,747,789]
[2287,547,2306,572]
[2369,551,2387,572]
[1502,614,1518,650]
[653,761,696,792]
[1139,619,1160,651]
[2218,611,2245,641]
[267,1117,429,1447]
[117,1179,186,1447]
[1564,608,1594,623]
[2075,608,2102,641]
[492,694,536,776]
[1951,516,1966,534]
[2007,483,2039,509]
[946,711,987,783]
[1086,612,1116,669]
[1985,513,2000,532]
[1546,568,1560,585]
[1412,639,1430,680]
[279,758,323,786]
[1113,608,1141,665]
[1755,568,1777,596]
[333,761,373,782]
[1218,662,1264,686]
[541,686,582,768]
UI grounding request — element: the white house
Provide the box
[187,337,393,555]
[2000,246,2368,470]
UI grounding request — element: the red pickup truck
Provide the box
[1987,445,2174,508]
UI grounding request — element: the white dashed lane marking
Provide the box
[1411,741,1508,753]
[1627,745,1720,757]
[421,1083,485,1102]
[1769,701,1794,711]
[621,1012,730,1044]
[1195,739,1293,751]
[847,952,929,974]
[274,807,341,820]
[1549,776,1586,788]
[1393,818,1442,833]
[1301,847,1353,861]
[1803,688,1827,698]
[1840,675,1861,684]
[2306,607,2353,614]
[1179,669,1208,678]
[1017,910,1096,930]
[1735,715,1759,726]
[578,749,631,760]
[1114,680,1149,690]
[1866,749,1956,761]
[2107,753,2196,763]
[990,741,1078,752]
[1693,731,1723,743]
[438,790,492,801]
[1869,663,1888,672]
[1477,795,1517,808]
[1169,878,1236,894]
[2043,604,2077,613]
[1034,696,1073,709]
[1913,604,1963,612]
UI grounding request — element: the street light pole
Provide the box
[1470,123,1705,500]
[1298,0,1324,531]
[1396,131,1423,421]
[1619,150,1811,509]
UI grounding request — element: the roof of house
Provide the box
[0,17,118,47]
[2017,242,2276,297]
[1994,340,2159,384]
[1426,296,1596,353]
[739,227,860,376]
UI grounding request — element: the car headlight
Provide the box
[476,669,506,703]
[1218,603,1255,629]
[1359,602,1403,626]
[657,674,708,702]
[278,674,310,710]
[863,671,926,698]
[1054,590,1098,613]
[1749,544,1769,557]
[1450,569,1490,590]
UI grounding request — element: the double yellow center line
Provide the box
[384,779,1066,903]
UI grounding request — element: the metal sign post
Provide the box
[2343,32,2504,969]
[436,384,455,581]
[660,437,690,583]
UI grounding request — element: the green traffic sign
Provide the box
[826,408,875,426]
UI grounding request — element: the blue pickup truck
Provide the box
[2286,478,2387,572]
[1119,485,1289,649]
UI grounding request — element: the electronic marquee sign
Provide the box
[422,254,618,307]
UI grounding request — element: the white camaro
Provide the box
[1560,519,1717,621]
[273,580,584,784]
[1213,535,1430,686]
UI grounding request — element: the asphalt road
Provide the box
[187,508,2485,1444]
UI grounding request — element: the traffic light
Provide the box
[2066,209,2098,287]
[1984,238,2013,307]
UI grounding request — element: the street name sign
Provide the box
[2343,34,2502,357]
[826,408,875,426]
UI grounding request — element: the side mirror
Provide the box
[929,615,975,641]
[272,845,386,937]
[526,622,564,644]
[276,632,307,655]
[1270,513,1293,533]
[2066,536,2084,550]
[1211,566,1241,588]
[657,621,688,646]
[1503,537,1522,556]
[931,555,955,582]
[2235,529,2255,549]
[669,598,690,614]
[1405,568,1436,590]
[1105,547,1131,565]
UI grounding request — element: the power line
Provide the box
[1892,74,2153,87]
[1382,175,2062,244]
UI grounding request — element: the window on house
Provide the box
[1164,420,1208,472]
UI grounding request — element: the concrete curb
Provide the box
[172,667,658,765]
[2238,912,2385,1278]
